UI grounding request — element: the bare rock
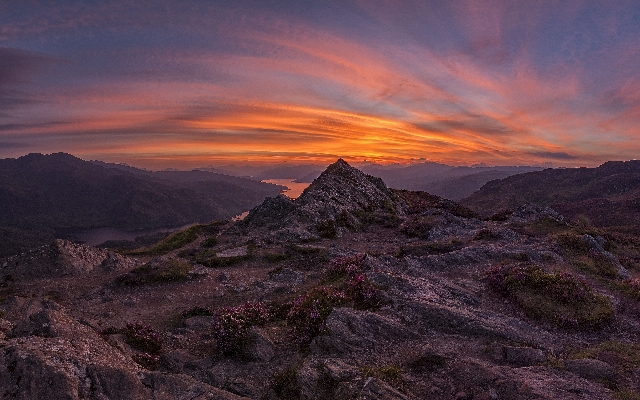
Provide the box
[565,358,615,381]
[311,307,418,355]
[501,345,546,366]
[240,327,275,362]
[183,316,216,332]
[360,377,409,400]
[140,371,251,399]
[1,239,138,282]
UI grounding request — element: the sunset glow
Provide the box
[1,1,640,168]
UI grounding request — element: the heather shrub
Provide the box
[486,264,614,329]
[211,302,269,355]
[325,254,383,309]
[347,273,382,309]
[100,323,164,369]
[555,233,618,277]
[326,254,365,279]
[286,286,347,343]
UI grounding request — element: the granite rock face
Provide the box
[241,159,405,239]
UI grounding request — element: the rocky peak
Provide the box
[242,159,405,236]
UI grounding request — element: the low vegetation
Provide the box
[103,323,163,369]
[211,302,270,355]
[130,221,227,255]
[267,368,301,399]
[486,263,614,329]
[115,259,192,285]
[555,233,619,277]
[361,364,403,384]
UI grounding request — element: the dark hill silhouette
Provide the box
[0,153,283,257]
[461,160,640,228]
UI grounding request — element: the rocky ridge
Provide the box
[1,159,640,399]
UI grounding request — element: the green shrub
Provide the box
[571,340,640,371]
[136,224,203,254]
[199,254,249,268]
[555,234,618,277]
[201,236,217,248]
[116,259,192,285]
[487,264,614,329]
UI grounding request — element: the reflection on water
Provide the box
[232,179,310,221]
[232,211,249,221]
[261,179,310,199]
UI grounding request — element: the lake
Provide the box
[261,179,310,199]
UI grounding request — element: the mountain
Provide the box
[359,164,543,200]
[461,160,640,228]
[0,153,283,257]
[1,159,640,399]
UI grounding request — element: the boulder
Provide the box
[565,358,615,381]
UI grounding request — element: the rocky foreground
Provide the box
[1,160,640,399]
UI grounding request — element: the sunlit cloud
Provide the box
[1,1,639,168]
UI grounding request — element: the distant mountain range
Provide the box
[461,160,640,229]
[293,162,542,201]
[0,153,283,257]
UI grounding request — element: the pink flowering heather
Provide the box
[347,273,382,309]
[286,286,347,343]
[326,254,365,279]
[211,302,270,355]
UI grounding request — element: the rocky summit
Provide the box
[2,160,640,399]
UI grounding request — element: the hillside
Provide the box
[0,153,283,257]
[461,160,640,228]
[1,159,640,399]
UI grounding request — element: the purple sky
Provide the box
[1,1,639,168]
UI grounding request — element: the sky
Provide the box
[1,0,639,169]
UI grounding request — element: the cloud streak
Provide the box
[1,1,639,167]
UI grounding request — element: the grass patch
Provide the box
[130,221,227,255]
[555,233,619,278]
[571,340,640,371]
[615,390,640,400]
[487,264,614,329]
[116,259,192,285]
